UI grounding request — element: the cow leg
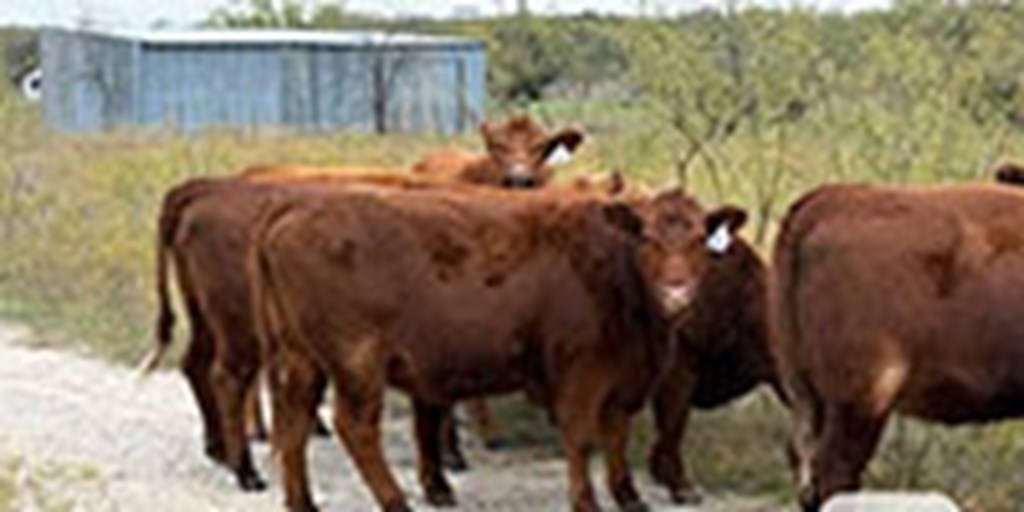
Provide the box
[211,355,266,491]
[561,432,597,512]
[262,372,329,440]
[784,373,825,511]
[554,376,601,512]
[330,351,409,512]
[180,318,226,464]
[413,400,457,506]
[245,373,269,442]
[269,350,324,512]
[466,399,507,450]
[791,403,822,510]
[804,404,887,512]
[647,367,700,504]
[440,410,469,472]
[600,409,647,512]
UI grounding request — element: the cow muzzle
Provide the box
[660,284,693,315]
[502,165,537,188]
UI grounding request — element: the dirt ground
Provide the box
[0,321,782,511]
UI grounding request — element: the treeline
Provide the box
[206,0,1024,242]
[1,28,38,91]
[207,1,1024,123]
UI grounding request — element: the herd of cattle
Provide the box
[137,114,1024,512]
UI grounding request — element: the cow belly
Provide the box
[690,352,766,409]
[899,368,1024,424]
[900,292,1024,423]
[385,348,529,404]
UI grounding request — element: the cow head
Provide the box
[620,189,748,317]
[480,115,584,189]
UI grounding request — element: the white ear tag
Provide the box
[544,143,574,166]
[706,224,732,254]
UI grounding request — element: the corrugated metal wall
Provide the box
[41,29,486,134]
[42,30,137,131]
[138,44,284,129]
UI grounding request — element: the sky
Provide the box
[0,0,893,29]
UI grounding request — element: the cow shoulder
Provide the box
[558,200,667,348]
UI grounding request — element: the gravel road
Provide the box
[0,321,781,512]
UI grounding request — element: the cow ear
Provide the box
[479,121,493,139]
[542,128,585,167]
[605,170,626,196]
[602,202,644,238]
[598,201,638,237]
[704,205,747,254]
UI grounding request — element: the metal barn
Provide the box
[40,28,486,134]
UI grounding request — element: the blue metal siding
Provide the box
[138,45,284,130]
[42,29,137,131]
[379,47,486,134]
[41,29,486,134]
[312,47,375,131]
[462,50,487,129]
[281,45,316,129]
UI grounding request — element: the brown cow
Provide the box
[138,169,466,490]
[243,164,512,460]
[138,164,603,490]
[415,113,583,453]
[412,114,584,188]
[438,184,776,504]
[636,190,779,504]
[249,162,600,457]
[248,184,748,512]
[245,164,606,461]
[773,183,1024,511]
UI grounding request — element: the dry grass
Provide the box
[0,439,104,512]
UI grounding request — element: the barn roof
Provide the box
[56,27,483,49]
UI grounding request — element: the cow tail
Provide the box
[771,189,834,422]
[773,190,847,503]
[138,179,222,374]
[138,188,186,374]
[247,201,294,391]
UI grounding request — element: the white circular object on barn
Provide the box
[20,67,42,102]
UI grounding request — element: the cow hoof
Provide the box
[312,417,331,437]
[483,437,511,451]
[237,470,267,492]
[619,501,650,512]
[204,440,228,465]
[286,497,320,512]
[669,488,703,505]
[798,487,821,512]
[383,500,413,512]
[426,488,457,507]
[441,452,469,472]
